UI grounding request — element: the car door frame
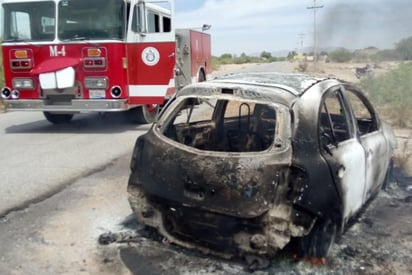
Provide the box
[318,86,368,222]
[341,85,389,200]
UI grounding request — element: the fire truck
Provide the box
[0,0,212,124]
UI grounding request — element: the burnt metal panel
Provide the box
[289,80,343,219]
[133,131,292,218]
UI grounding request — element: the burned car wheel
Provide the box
[299,218,337,258]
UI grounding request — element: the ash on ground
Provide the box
[101,168,411,275]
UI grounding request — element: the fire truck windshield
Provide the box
[2,1,55,42]
[58,0,126,41]
[2,0,126,42]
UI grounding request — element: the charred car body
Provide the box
[127,73,396,260]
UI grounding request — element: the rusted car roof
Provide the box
[214,72,325,94]
[176,72,327,108]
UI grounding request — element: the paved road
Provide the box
[0,62,291,217]
[0,111,149,216]
[213,61,292,77]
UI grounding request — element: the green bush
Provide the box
[371,49,401,62]
[212,52,284,70]
[211,56,220,71]
[328,48,353,63]
[396,36,412,60]
[359,63,412,127]
[295,59,308,72]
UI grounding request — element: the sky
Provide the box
[174,0,412,56]
[0,0,411,56]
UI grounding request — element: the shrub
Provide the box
[211,56,220,70]
[393,135,412,170]
[328,48,353,63]
[396,36,412,60]
[295,59,308,72]
[371,49,401,62]
[359,63,412,127]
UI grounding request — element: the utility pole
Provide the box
[307,0,323,68]
[298,33,305,51]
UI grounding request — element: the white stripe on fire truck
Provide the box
[128,85,169,97]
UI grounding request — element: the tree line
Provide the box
[213,35,412,66]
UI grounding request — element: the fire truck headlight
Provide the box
[84,77,108,89]
[1,88,11,99]
[12,78,34,89]
[11,90,20,99]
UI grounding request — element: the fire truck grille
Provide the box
[41,85,81,101]
[45,95,75,105]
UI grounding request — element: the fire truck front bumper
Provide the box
[4,99,130,112]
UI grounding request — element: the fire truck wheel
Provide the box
[43,112,74,124]
[198,70,206,82]
[126,105,158,124]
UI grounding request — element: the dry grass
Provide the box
[295,60,308,72]
[393,131,412,173]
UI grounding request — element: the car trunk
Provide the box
[135,131,292,218]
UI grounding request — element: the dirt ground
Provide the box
[0,61,411,275]
[1,154,409,275]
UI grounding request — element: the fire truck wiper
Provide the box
[3,38,31,42]
[63,36,87,41]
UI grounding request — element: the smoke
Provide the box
[317,0,412,50]
[318,3,362,48]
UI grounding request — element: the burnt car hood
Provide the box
[133,130,292,218]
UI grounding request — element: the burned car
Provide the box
[127,73,396,261]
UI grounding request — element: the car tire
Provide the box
[299,217,337,258]
[126,105,158,124]
[198,70,206,82]
[43,112,74,124]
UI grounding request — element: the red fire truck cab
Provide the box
[1,0,212,124]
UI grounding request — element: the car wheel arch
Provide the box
[288,160,345,234]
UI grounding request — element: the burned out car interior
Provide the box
[127,73,396,266]
[162,98,278,152]
[319,88,378,146]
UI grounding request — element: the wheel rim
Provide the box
[143,104,159,123]
[145,104,158,114]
